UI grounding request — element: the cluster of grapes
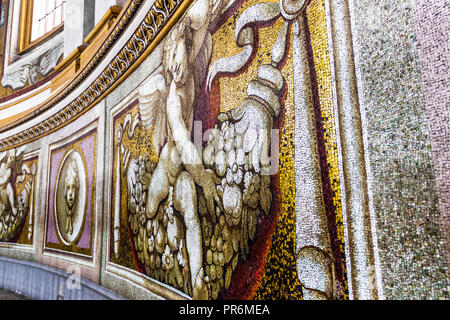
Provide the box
[198,115,272,299]
[127,155,191,295]
[0,183,30,241]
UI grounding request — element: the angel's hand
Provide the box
[200,169,223,216]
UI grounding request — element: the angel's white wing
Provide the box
[138,73,168,155]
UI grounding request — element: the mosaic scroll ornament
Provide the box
[0,147,36,241]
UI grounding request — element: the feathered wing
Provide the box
[137,72,168,155]
[12,147,25,178]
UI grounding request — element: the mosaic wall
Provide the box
[412,0,450,270]
[351,0,448,299]
[0,0,447,301]
[0,149,37,246]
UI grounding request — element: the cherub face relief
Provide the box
[64,162,79,213]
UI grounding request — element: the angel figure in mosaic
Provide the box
[137,0,225,299]
[0,149,20,219]
[133,0,289,299]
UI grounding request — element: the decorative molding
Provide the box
[0,0,191,150]
[54,45,87,73]
[84,5,123,44]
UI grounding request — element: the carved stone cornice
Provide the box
[0,0,191,150]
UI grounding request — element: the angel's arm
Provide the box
[166,80,221,214]
[166,80,202,170]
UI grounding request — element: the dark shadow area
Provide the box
[0,288,30,300]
